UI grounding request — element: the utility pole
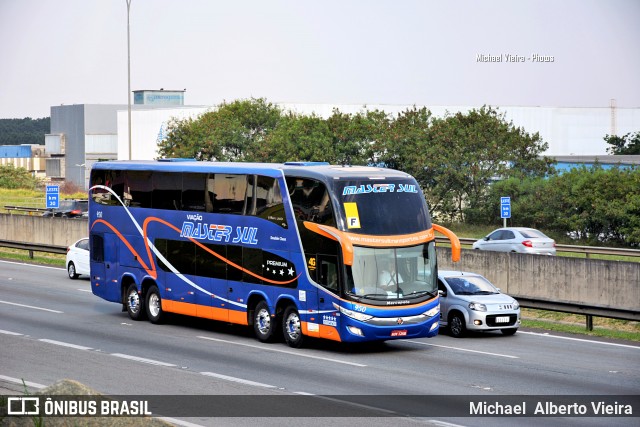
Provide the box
[127,0,132,160]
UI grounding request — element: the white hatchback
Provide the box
[472,227,556,255]
[66,238,90,279]
[438,270,520,338]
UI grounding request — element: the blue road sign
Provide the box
[46,185,59,209]
[500,196,511,219]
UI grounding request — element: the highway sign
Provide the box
[46,185,59,209]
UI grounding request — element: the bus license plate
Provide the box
[495,316,510,323]
[391,330,407,337]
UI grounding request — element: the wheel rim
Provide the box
[285,311,301,341]
[256,308,271,335]
[148,293,160,318]
[68,264,75,277]
[450,316,463,336]
[128,290,140,315]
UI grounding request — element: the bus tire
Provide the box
[125,283,145,321]
[282,306,304,348]
[146,285,163,324]
[253,301,277,343]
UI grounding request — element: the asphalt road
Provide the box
[1,259,638,427]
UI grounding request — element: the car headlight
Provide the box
[335,304,373,322]
[512,300,520,310]
[469,302,487,312]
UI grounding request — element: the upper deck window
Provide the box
[335,178,431,235]
[286,177,335,226]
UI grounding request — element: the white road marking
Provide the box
[110,353,177,367]
[39,339,93,351]
[0,259,65,271]
[77,288,92,292]
[0,300,63,313]
[0,374,46,389]
[518,331,640,349]
[158,417,205,427]
[427,421,467,427]
[200,371,276,388]
[0,329,23,336]
[197,335,367,367]
[405,340,519,359]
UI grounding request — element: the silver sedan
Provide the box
[472,227,556,255]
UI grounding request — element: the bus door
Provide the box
[90,232,120,303]
[313,254,341,340]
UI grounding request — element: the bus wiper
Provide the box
[403,290,436,298]
[362,293,389,299]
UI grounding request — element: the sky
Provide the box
[1,0,639,119]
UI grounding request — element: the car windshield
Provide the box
[345,242,437,302]
[445,276,499,295]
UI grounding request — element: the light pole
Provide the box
[126,0,132,160]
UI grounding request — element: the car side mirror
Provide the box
[438,289,446,297]
[483,236,489,241]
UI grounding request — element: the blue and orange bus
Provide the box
[89,160,460,347]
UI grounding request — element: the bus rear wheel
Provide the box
[146,285,163,324]
[253,301,277,343]
[125,283,145,321]
[283,306,304,348]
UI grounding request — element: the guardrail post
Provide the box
[28,250,34,259]
[586,315,593,331]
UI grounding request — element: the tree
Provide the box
[157,98,282,161]
[0,164,40,189]
[604,132,640,155]
[395,106,554,222]
[0,118,50,145]
[263,113,334,162]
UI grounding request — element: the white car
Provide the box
[472,227,556,255]
[438,270,520,338]
[66,238,90,279]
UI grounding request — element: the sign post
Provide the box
[500,196,511,228]
[46,185,60,211]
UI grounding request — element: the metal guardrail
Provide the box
[0,239,68,256]
[3,205,48,215]
[436,237,640,259]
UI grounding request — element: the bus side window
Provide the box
[182,173,207,212]
[211,174,247,214]
[125,170,152,208]
[153,172,182,210]
[286,177,335,226]
[254,176,287,229]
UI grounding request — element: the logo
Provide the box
[8,397,39,415]
[396,318,404,325]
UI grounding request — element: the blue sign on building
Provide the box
[500,196,511,219]
[46,185,59,209]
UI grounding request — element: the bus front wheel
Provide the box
[253,301,277,343]
[146,285,163,324]
[283,306,304,348]
[125,283,145,321]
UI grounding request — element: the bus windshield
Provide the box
[346,242,437,301]
[336,179,431,235]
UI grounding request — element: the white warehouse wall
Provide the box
[117,104,640,160]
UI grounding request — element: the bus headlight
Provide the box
[423,306,439,318]
[336,305,373,322]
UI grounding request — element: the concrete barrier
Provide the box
[0,213,88,248]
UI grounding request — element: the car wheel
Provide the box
[501,328,518,336]
[253,301,277,343]
[449,312,466,338]
[282,306,304,348]
[145,285,163,324]
[125,283,145,321]
[67,262,79,279]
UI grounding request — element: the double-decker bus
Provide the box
[89,160,460,347]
